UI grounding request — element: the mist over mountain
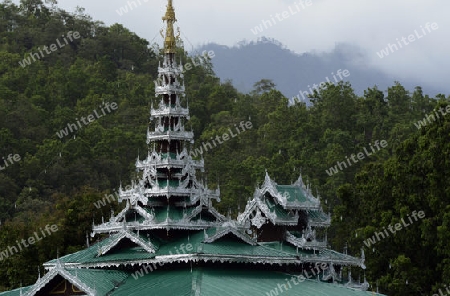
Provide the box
[197,37,442,101]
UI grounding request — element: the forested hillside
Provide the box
[1,1,449,295]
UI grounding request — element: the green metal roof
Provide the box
[0,269,129,296]
[153,205,187,222]
[1,267,384,296]
[46,234,157,265]
[264,199,297,223]
[157,179,180,188]
[0,287,30,296]
[44,231,361,268]
[161,152,177,160]
[276,185,318,208]
[277,185,308,203]
[111,268,193,296]
[65,269,129,295]
[307,209,331,225]
[259,241,362,264]
[108,267,385,296]
[200,237,292,257]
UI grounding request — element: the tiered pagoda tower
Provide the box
[0,1,384,295]
[90,0,225,239]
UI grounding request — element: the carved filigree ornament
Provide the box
[251,209,267,229]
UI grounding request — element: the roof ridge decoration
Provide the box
[322,263,340,282]
[110,202,130,224]
[203,223,257,246]
[97,228,157,256]
[261,171,288,207]
[345,269,370,291]
[118,182,148,206]
[24,264,96,296]
[281,174,321,208]
[293,173,305,188]
[250,209,267,229]
[285,230,326,250]
[91,203,157,236]
[259,173,323,210]
[185,203,226,223]
[134,204,155,221]
[238,195,286,226]
[237,198,257,225]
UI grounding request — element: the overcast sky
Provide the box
[11,0,449,93]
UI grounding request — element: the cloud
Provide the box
[10,0,450,93]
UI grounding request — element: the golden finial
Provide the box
[162,0,177,54]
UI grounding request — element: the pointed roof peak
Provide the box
[162,0,178,54]
[293,173,305,188]
[262,170,277,190]
[264,169,271,182]
[163,0,176,22]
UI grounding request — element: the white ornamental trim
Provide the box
[251,209,267,229]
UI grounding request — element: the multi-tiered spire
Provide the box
[92,0,223,236]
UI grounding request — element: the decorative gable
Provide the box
[186,204,226,223]
[97,228,157,256]
[203,222,257,246]
[25,263,96,296]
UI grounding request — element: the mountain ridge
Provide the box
[197,38,442,100]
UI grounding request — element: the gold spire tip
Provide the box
[162,0,177,53]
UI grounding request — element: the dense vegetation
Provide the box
[1,1,449,295]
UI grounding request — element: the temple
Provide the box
[0,1,384,295]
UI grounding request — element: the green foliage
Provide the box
[0,1,449,295]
